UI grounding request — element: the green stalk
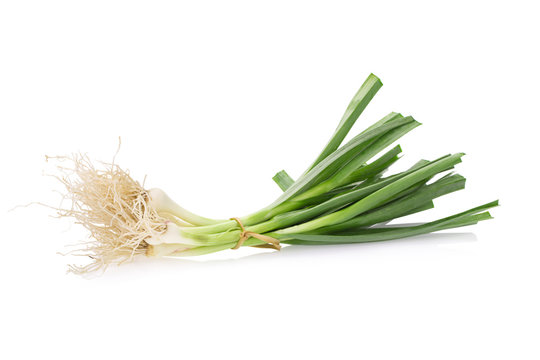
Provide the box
[307,73,383,170]
[292,118,420,201]
[274,200,498,244]
[344,145,402,183]
[272,170,295,191]
[245,160,437,235]
[240,114,414,225]
[321,158,431,199]
[272,144,401,192]
[275,153,465,234]
[281,213,492,245]
[180,155,454,237]
[315,174,466,233]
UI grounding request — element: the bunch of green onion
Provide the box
[56,74,497,273]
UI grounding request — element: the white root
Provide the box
[52,154,169,273]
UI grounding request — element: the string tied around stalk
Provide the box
[230,217,281,250]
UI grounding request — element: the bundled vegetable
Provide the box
[55,74,497,273]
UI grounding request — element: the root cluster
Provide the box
[53,154,167,273]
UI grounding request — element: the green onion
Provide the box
[53,74,497,274]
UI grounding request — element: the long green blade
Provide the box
[308,73,383,170]
[247,156,450,234]
[276,153,465,233]
[275,201,498,244]
[253,115,416,217]
[272,170,294,191]
[281,213,491,245]
[290,116,420,202]
[345,145,402,183]
[317,174,467,233]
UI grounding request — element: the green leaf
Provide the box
[277,201,498,244]
[272,170,294,191]
[316,174,467,233]
[308,73,383,170]
[276,153,465,233]
[344,145,402,183]
[242,114,415,225]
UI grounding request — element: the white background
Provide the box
[1,1,538,359]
